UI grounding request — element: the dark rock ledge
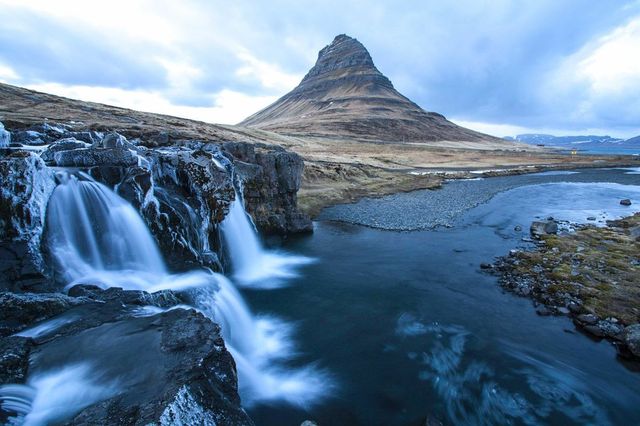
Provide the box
[0,286,254,425]
[492,214,640,360]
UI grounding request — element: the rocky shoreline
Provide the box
[492,214,640,360]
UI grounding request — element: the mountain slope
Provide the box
[626,135,640,145]
[240,34,499,143]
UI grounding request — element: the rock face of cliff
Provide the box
[0,122,311,290]
[240,34,499,143]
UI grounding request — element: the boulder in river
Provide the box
[530,220,558,238]
[620,199,632,206]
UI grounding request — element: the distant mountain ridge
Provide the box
[240,34,500,143]
[506,133,640,150]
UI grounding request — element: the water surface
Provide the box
[247,168,640,425]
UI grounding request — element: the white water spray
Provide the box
[0,364,119,426]
[221,198,313,288]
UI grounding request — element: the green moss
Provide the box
[505,213,640,325]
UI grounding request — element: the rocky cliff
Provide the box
[0,121,311,289]
[0,119,310,423]
[240,34,499,143]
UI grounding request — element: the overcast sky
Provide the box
[1,0,639,137]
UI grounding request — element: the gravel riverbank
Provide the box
[320,168,640,230]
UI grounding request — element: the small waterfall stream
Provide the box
[1,170,328,422]
[221,194,313,288]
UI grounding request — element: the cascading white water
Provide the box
[31,172,329,416]
[47,173,167,288]
[221,197,313,288]
[194,279,331,406]
[0,364,119,426]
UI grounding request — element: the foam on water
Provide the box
[193,278,332,407]
[396,315,613,425]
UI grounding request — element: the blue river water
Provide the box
[246,168,640,425]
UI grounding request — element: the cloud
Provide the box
[21,82,278,124]
[0,0,638,135]
[541,17,640,133]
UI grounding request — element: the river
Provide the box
[247,167,640,425]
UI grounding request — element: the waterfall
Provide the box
[31,171,329,416]
[47,173,168,289]
[221,197,313,288]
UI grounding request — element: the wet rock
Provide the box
[576,313,598,325]
[586,216,596,221]
[40,138,90,163]
[0,292,83,336]
[97,132,134,149]
[530,220,558,238]
[301,421,319,426]
[597,321,624,339]
[536,305,551,316]
[622,324,640,357]
[0,152,56,291]
[0,289,252,424]
[223,142,312,234]
[567,302,582,313]
[583,325,605,337]
[11,130,47,145]
[480,263,493,270]
[53,147,138,167]
[620,199,632,206]
[12,123,68,145]
[140,148,234,270]
[514,225,522,232]
[67,285,181,308]
[0,336,32,384]
[556,307,570,315]
[64,309,253,425]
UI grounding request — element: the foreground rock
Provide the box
[0,286,253,425]
[495,214,640,359]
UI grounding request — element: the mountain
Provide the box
[240,34,498,143]
[507,134,640,152]
[625,135,640,145]
[506,134,624,146]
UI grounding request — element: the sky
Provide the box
[0,0,639,138]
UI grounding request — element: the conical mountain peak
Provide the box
[301,34,385,84]
[239,35,497,143]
